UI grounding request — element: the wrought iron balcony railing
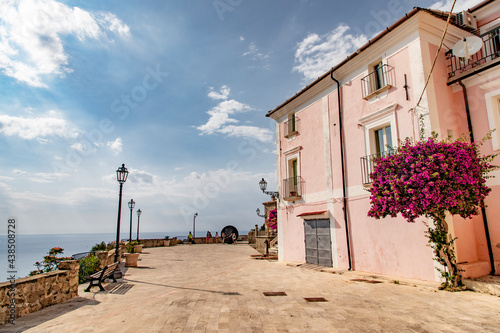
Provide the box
[283,176,302,200]
[360,149,394,185]
[447,26,500,80]
[361,64,391,99]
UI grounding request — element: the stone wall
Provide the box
[255,236,276,254]
[141,238,167,248]
[0,260,79,325]
[97,250,115,270]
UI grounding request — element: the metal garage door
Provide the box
[304,219,332,267]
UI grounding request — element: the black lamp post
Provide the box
[114,164,129,263]
[136,209,142,241]
[193,212,198,243]
[256,208,265,218]
[259,178,279,199]
[128,199,135,242]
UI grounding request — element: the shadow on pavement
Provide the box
[123,278,241,296]
[3,297,100,333]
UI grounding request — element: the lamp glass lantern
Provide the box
[128,199,135,210]
[259,178,267,192]
[117,164,129,183]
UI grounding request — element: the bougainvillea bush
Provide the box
[268,209,277,230]
[367,135,496,290]
[29,247,72,276]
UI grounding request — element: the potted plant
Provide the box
[133,240,143,253]
[164,236,170,247]
[124,242,140,267]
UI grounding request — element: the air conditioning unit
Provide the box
[456,10,477,30]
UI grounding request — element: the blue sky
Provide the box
[0,0,478,236]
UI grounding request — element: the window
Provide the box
[361,61,391,99]
[283,148,302,200]
[373,62,386,91]
[484,91,500,151]
[285,112,298,137]
[359,103,398,185]
[287,158,299,195]
[374,125,392,155]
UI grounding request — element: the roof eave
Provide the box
[267,6,465,118]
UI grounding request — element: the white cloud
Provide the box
[127,168,154,184]
[198,85,273,142]
[0,113,79,140]
[293,24,368,81]
[107,137,122,155]
[12,169,69,183]
[208,85,230,100]
[430,0,478,12]
[197,99,251,134]
[239,36,245,41]
[0,0,130,87]
[243,42,269,61]
[217,125,273,143]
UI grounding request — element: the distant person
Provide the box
[232,233,237,245]
[206,231,210,244]
[221,232,225,244]
[188,231,193,244]
[215,232,220,243]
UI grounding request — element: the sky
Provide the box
[0,0,480,236]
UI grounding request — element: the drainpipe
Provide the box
[458,80,495,275]
[330,71,352,271]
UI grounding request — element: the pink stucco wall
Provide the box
[276,8,500,281]
[426,40,500,277]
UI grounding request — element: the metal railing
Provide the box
[360,149,394,185]
[447,27,500,78]
[361,64,390,98]
[283,176,302,198]
[284,116,299,137]
[71,251,97,260]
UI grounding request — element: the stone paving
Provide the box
[3,243,500,332]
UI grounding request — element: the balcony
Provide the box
[360,149,394,186]
[447,27,500,83]
[284,116,299,138]
[283,176,302,201]
[361,64,392,100]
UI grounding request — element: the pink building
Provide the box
[267,1,500,281]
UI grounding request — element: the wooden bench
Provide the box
[84,261,120,292]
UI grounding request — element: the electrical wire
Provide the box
[415,0,457,108]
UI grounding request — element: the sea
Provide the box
[0,231,191,281]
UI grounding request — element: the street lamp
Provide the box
[193,212,198,243]
[114,163,129,263]
[259,178,279,198]
[136,209,142,241]
[256,208,265,218]
[128,199,135,242]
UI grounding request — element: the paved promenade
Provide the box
[4,243,500,332]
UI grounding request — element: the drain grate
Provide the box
[108,283,134,294]
[263,291,287,296]
[351,278,383,284]
[304,297,328,302]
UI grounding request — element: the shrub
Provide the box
[91,241,108,252]
[29,247,72,276]
[78,254,100,284]
[368,134,497,290]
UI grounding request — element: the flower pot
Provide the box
[134,244,143,253]
[124,253,140,267]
